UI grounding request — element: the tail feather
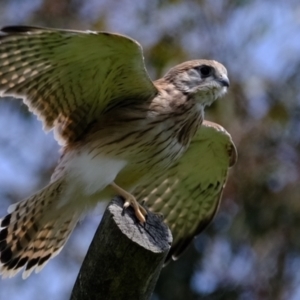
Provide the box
[0,180,80,279]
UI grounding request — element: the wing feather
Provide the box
[0,26,157,145]
[133,120,237,262]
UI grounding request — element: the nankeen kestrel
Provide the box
[0,26,236,278]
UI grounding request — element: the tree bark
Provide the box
[70,196,172,300]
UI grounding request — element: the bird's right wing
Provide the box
[0,26,157,145]
[133,120,237,262]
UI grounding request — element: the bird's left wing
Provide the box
[0,26,157,145]
[133,120,237,262]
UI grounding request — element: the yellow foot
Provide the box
[110,182,147,223]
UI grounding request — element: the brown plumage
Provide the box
[0,26,234,278]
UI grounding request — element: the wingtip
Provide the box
[229,142,238,167]
[1,25,43,34]
[22,267,35,279]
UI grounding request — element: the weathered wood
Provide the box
[70,196,172,300]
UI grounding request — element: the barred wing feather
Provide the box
[0,26,157,145]
[134,120,237,262]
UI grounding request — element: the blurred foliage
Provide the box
[0,0,300,299]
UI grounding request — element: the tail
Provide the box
[0,179,80,279]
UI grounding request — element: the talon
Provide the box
[123,201,130,209]
[111,182,147,223]
[134,205,147,223]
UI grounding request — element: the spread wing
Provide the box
[0,26,157,145]
[133,120,237,262]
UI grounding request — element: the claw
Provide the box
[111,182,147,223]
[123,200,130,209]
[123,196,147,223]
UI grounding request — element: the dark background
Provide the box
[0,0,299,299]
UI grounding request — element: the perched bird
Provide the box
[0,26,236,279]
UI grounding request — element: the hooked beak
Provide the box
[218,76,230,88]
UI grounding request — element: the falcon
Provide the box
[0,26,236,279]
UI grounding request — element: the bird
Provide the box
[0,25,235,279]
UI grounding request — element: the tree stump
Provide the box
[70,196,172,300]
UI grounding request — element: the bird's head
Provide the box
[164,60,229,106]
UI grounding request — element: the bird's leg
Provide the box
[110,182,147,223]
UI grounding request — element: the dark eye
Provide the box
[198,65,213,78]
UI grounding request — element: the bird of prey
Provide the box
[0,26,235,279]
